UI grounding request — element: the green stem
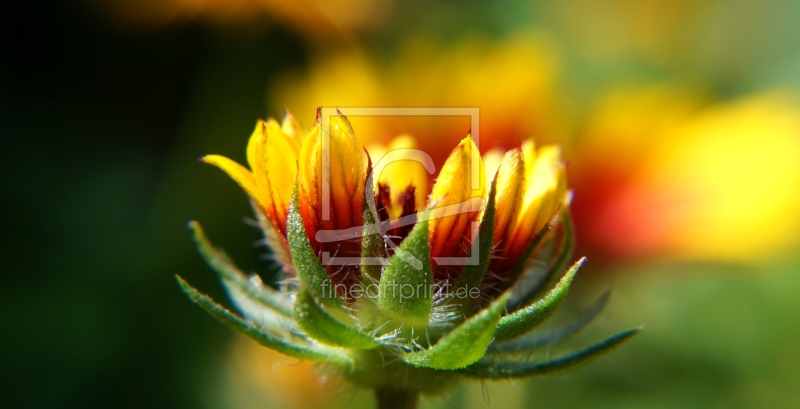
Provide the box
[375,388,419,409]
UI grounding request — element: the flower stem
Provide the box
[375,388,419,409]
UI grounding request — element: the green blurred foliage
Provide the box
[523,261,800,408]
[1,2,306,407]
[2,0,799,408]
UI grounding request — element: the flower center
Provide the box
[375,183,419,249]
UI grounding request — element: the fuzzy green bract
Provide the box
[495,257,585,341]
[377,212,433,327]
[294,287,380,349]
[286,184,340,308]
[179,206,639,407]
[452,177,498,315]
[402,293,509,369]
[361,159,384,284]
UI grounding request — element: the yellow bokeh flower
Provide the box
[272,33,800,264]
[570,88,800,262]
[271,32,567,163]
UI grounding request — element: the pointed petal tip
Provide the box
[459,134,476,147]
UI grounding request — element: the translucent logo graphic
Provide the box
[314,107,483,269]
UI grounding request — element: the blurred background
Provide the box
[2,0,800,408]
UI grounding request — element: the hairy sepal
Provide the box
[462,327,641,378]
[176,276,352,368]
[294,287,379,349]
[494,257,585,341]
[378,212,433,327]
[402,293,509,370]
[287,183,340,308]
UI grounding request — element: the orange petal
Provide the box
[492,148,526,254]
[299,112,365,232]
[428,135,486,259]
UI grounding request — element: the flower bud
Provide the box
[298,111,366,244]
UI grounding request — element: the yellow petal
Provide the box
[492,148,526,252]
[299,123,322,209]
[520,138,536,174]
[509,143,566,254]
[213,119,302,232]
[428,135,486,259]
[299,112,365,231]
[201,154,264,212]
[482,148,505,184]
[249,125,280,225]
[329,113,364,197]
[265,124,301,228]
[281,109,303,143]
[246,119,268,173]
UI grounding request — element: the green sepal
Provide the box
[490,289,610,354]
[287,183,340,307]
[461,327,641,379]
[188,221,292,317]
[293,287,380,349]
[402,293,510,370]
[176,276,353,368]
[452,176,497,315]
[378,212,433,327]
[361,154,384,284]
[494,257,585,342]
